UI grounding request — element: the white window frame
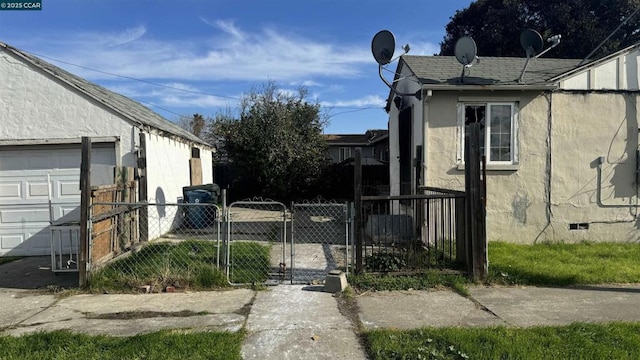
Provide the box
[338,147,352,162]
[456,101,519,169]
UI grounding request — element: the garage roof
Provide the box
[0,42,213,149]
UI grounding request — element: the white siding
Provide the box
[560,48,640,91]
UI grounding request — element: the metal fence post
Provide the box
[354,148,363,274]
[221,189,228,276]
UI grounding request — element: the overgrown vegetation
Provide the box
[363,247,460,273]
[0,330,243,360]
[88,240,270,292]
[208,82,328,202]
[349,271,469,297]
[365,322,640,360]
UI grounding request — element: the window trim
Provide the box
[456,101,519,169]
[338,147,352,162]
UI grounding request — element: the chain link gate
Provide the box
[291,201,350,284]
[225,200,288,285]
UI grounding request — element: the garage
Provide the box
[0,143,116,256]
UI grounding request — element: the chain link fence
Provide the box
[86,198,355,290]
[88,202,223,292]
[291,201,350,284]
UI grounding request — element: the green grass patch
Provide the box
[349,271,470,296]
[488,241,640,286]
[365,322,640,360]
[0,330,243,360]
[229,242,271,284]
[0,257,22,266]
[89,240,269,291]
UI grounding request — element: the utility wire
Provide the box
[26,50,242,100]
[23,49,387,113]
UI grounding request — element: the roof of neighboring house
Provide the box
[401,55,581,86]
[324,129,388,146]
[0,42,212,148]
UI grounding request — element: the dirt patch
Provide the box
[86,310,209,320]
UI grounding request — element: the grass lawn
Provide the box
[0,330,243,360]
[350,242,640,292]
[365,322,640,360]
[487,241,640,286]
[88,240,270,292]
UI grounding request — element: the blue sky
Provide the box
[0,0,474,134]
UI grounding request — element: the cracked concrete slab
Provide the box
[0,289,255,337]
[54,289,255,315]
[242,285,367,360]
[358,289,505,329]
[0,290,58,329]
[469,285,640,327]
[5,313,245,337]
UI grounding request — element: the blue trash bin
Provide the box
[184,189,214,228]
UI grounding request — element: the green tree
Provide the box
[440,0,640,60]
[208,82,328,201]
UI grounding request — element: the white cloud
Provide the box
[15,20,374,83]
[321,95,386,108]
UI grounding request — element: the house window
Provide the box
[458,102,518,165]
[339,147,352,162]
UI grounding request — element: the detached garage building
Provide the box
[0,41,214,256]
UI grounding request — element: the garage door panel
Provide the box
[0,144,116,256]
[58,180,80,198]
[1,233,23,249]
[28,182,50,198]
[0,183,21,200]
[1,208,50,223]
[0,231,50,256]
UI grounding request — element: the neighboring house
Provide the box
[386,43,640,243]
[0,42,214,256]
[324,129,389,165]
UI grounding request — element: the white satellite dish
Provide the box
[371,30,395,65]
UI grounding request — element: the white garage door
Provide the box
[0,145,115,256]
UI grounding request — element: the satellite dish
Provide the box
[371,30,395,65]
[454,36,477,66]
[520,29,544,57]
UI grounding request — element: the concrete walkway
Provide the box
[242,285,366,360]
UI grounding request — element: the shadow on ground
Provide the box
[0,256,78,290]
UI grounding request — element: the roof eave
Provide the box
[421,83,558,91]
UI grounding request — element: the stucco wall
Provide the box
[422,90,640,243]
[0,48,139,167]
[145,132,213,237]
[548,92,638,242]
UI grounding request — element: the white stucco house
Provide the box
[0,41,214,256]
[387,42,640,243]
